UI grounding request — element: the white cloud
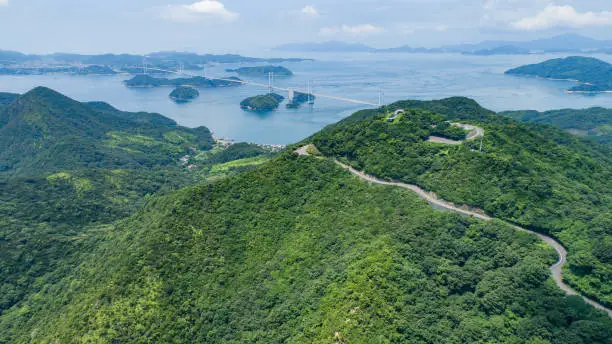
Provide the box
[301,5,319,17]
[0,0,8,6]
[320,24,384,36]
[161,0,238,23]
[342,24,384,35]
[512,4,612,30]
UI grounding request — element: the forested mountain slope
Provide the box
[309,98,612,308]
[501,107,612,145]
[0,87,214,176]
[0,88,275,331]
[0,154,610,343]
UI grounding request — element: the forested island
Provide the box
[0,65,117,76]
[464,45,531,56]
[286,91,315,108]
[240,93,285,111]
[505,56,612,92]
[0,88,611,342]
[169,86,200,103]
[0,50,309,75]
[501,107,612,144]
[226,65,293,77]
[124,75,242,88]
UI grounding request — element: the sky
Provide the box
[0,0,611,55]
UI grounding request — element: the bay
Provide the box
[1,52,611,144]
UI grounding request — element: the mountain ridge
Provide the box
[274,34,612,54]
[0,87,214,176]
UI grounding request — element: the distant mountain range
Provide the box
[274,34,612,55]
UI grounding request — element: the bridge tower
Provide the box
[307,81,315,105]
[288,89,295,103]
[378,88,385,107]
[142,57,148,75]
[268,72,275,95]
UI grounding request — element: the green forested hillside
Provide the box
[505,56,612,92]
[0,88,276,330]
[501,107,612,144]
[0,169,194,312]
[0,154,610,343]
[0,92,19,108]
[309,98,612,307]
[0,90,610,342]
[0,87,214,176]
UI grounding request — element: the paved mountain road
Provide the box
[295,145,612,317]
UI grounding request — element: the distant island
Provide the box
[286,91,315,109]
[464,45,531,56]
[505,56,612,92]
[226,66,293,77]
[0,50,310,77]
[240,93,285,112]
[501,107,612,145]
[124,75,242,88]
[169,86,200,103]
[0,65,117,76]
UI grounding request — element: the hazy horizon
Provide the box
[1,0,611,55]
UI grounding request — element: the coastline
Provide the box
[507,73,611,93]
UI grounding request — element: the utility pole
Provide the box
[142,57,147,75]
[479,135,484,152]
[268,72,273,95]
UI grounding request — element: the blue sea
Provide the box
[1,52,611,145]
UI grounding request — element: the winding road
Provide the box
[296,144,612,317]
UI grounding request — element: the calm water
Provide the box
[1,53,611,145]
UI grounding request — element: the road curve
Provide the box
[330,158,612,317]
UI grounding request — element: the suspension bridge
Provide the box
[142,66,382,107]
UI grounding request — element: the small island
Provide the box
[124,75,243,88]
[226,66,293,77]
[505,56,612,92]
[465,45,530,56]
[240,93,285,112]
[169,86,200,103]
[286,91,315,109]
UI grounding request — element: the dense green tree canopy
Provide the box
[0,88,610,343]
[505,56,612,92]
[1,154,610,343]
[0,87,214,177]
[308,97,612,307]
[501,107,612,145]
